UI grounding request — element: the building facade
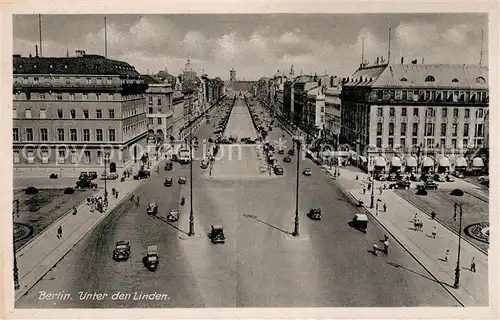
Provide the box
[143,75,174,144]
[341,62,489,173]
[12,51,148,177]
[324,83,342,145]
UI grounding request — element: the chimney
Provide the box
[401,57,404,64]
[35,45,39,57]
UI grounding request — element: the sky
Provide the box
[13,14,488,80]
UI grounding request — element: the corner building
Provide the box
[12,51,148,177]
[341,63,488,174]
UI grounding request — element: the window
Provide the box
[425,123,434,136]
[58,128,65,141]
[452,139,457,149]
[25,109,32,118]
[97,151,102,164]
[81,109,88,119]
[70,129,77,141]
[82,93,88,100]
[440,138,446,148]
[40,109,46,119]
[388,123,394,136]
[462,139,468,149]
[464,108,470,118]
[388,137,394,147]
[69,93,75,100]
[148,118,154,125]
[425,91,431,100]
[425,75,435,82]
[401,123,407,136]
[453,108,459,117]
[39,93,45,100]
[157,98,162,106]
[402,90,407,100]
[70,109,76,119]
[148,107,153,114]
[389,108,395,117]
[376,138,382,148]
[377,90,383,100]
[466,92,470,102]
[57,109,63,119]
[108,94,114,101]
[13,150,20,163]
[412,123,418,136]
[440,123,447,136]
[96,110,102,119]
[476,139,484,146]
[436,92,442,101]
[149,97,153,105]
[84,151,91,164]
[464,124,469,137]
[441,108,447,117]
[109,129,116,141]
[58,150,66,164]
[400,138,406,147]
[376,123,383,136]
[13,128,19,141]
[413,108,419,117]
[412,138,418,146]
[83,129,90,141]
[477,109,484,118]
[25,128,33,141]
[96,78,102,85]
[401,107,407,117]
[389,90,395,100]
[57,93,63,100]
[96,129,103,141]
[425,108,434,117]
[475,124,484,137]
[426,138,434,148]
[108,109,115,119]
[377,108,383,117]
[86,77,91,84]
[96,93,101,101]
[40,128,48,141]
[452,124,458,136]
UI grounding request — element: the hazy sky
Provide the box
[13,14,488,80]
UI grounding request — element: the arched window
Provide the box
[400,77,407,82]
[452,78,459,83]
[476,76,486,83]
[425,76,435,82]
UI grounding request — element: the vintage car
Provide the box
[75,178,98,189]
[418,181,438,190]
[283,156,291,163]
[113,240,131,261]
[375,174,386,181]
[101,173,119,180]
[133,170,151,180]
[446,175,455,182]
[452,171,465,179]
[387,173,398,181]
[210,225,225,244]
[278,149,285,155]
[273,165,284,175]
[434,174,446,182]
[178,176,187,184]
[88,171,98,180]
[142,245,159,271]
[164,161,173,171]
[164,177,173,187]
[307,208,322,220]
[287,149,295,156]
[146,202,158,215]
[167,209,179,222]
[352,214,368,233]
[303,168,312,176]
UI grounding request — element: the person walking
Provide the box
[444,249,449,262]
[383,240,389,255]
[363,187,366,194]
[57,226,63,239]
[471,257,476,272]
[115,189,119,199]
[383,203,387,212]
[419,220,424,232]
[432,225,437,239]
[373,243,378,256]
[112,188,116,196]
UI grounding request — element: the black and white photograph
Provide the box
[2,2,498,319]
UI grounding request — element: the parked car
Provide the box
[164,177,173,187]
[113,241,131,261]
[75,178,97,189]
[287,149,295,156]
[307,208,322,220]
[164,161,173,171]
[178,176,187,184]
[390,180,411,190]
[142,245,159,271]
[446,175,455,182]
[210,225,225,244]
[134,170,151,180]
[434,174,446,182]
[303,168,312,176]
[452,171,465,179]
[423,181,439,190]
[283,156,291,163]
[273,165,284,175]
[278,149,284,155]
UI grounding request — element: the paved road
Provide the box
[17,96,458,307]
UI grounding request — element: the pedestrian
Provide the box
[375,202,379,215]
[57,226,63,238]
[367,183,371,191]
[453,210,457,221]
[379,187,383,195]
[431,211,436,220]
[383,240,389,254]
[363,187,366,194]
[419,220,424,232]
[112,188,116,196]
[471,257,476,272]
[373,243,378,256]
[432,225,437,239]
[444,249,449,262]
[414,213,418,221]
[383,203,387,212]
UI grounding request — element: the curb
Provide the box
[346,191,465,307]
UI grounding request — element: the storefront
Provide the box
[437,156,451,174]
[405,156,417,173]
[421,156,434,173]
[454,156,468,172]
[390,156,402,173]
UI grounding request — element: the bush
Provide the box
[64,187,75,194]
[25,186,39,195]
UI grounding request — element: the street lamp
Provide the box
[104,152,110,205]
[453,202,464,288]
[370,155,376,209]
[188,97,195,237]
[293,138,301,237]
[13,199,20,290]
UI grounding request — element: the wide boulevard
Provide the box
[17,93,459,308]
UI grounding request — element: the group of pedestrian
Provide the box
[111,188,119,199]
[413,213,424,231]
[372,235,389,256]
[87,195,107,213]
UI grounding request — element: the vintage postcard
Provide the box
[2,1,498,319]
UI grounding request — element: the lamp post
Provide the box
[13,199,20,290]
[293,138,301,237]
[453,202,464,288]
[370,155,375,208]
[104,152,110,205]
[188,97,195,237]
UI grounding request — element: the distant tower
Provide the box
[230,68,236,82]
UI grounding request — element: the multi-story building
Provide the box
[324,82,342,146]
[143,74,174,144]
[171,91,185,141]
[12,51,148,177]
[341,61,489,173]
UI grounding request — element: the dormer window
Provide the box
[400,77,407,82]
[452,78,459,83]
[476,76,486,83]
[425,76,435,82]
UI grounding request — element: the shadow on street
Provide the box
[242,213,291,235]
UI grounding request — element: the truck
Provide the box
[178,148,191,164]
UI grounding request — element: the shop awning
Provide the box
[406,156,417,167]
[438,156,451,167]
[455,157,467,167]
[422,156,434,167]
[391,156,402,167]
[472,157,484,168]
[374,156,386,167]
